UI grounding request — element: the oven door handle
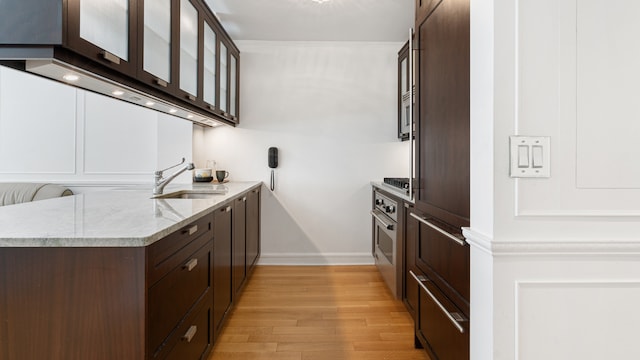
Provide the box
[371,210,394,230]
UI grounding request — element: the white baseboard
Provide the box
[257,252,375,266]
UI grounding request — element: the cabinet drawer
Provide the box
[412,212,469,304]
[157,292,212,360]
[149,241,212,356]
[412,271,469,360]
[148,213,213,284]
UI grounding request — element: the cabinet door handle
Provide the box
[409,270,466,333]
[242,196,247,202]
[224,206,231,212]
[101,50,121,65]
[155,78,168,87]
[409,213,466,246]
[181,325,197,343]
[183,258,198,272]
[187,94,196,101]
[184,225,198,235]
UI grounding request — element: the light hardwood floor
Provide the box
[207,265,430,360]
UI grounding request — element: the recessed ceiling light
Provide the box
[169,109,177,114]
[310,0,330,3]
[112,90,124,96]
[62,74,79,82]
[145,101,155,106]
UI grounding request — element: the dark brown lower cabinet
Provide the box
[0,187,261,360]
[213,204,233,339]
[403,203,419,319]
[415,274,469,360]
[246,187,260,271]
[233,196,247,296]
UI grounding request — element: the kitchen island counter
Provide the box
[0,181,261,247]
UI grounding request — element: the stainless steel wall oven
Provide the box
[371,189,399,298]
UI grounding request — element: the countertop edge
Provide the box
[0,181,263,248]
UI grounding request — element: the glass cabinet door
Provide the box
[179,0,199,98]
[219,42,227,113]
[143,0,172,86]
[203,22,217,108]
[79,0,129,61]
[67,0,137,75]
[230,54,237,119]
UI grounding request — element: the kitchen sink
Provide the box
[153,189,226,199]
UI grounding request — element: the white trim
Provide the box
[464,227,640,256]
[257,252,375,266]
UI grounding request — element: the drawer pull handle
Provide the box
[101,50,121,64]
[409,270,466,333]
[409,213,466,246]
[183,258,198,272]
[184,225,198,235]
[182,325,197,343]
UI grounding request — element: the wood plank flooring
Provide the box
[207,265,430,360]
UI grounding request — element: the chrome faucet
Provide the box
[153,158,195,195]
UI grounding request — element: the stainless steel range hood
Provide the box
[21,59,224,128]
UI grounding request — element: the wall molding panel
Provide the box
[512,0,640,218]
[515,281,640,360]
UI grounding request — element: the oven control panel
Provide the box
[373,191,398,222]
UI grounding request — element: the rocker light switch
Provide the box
[518,145,529,168]
[531,145,543,168]
[509,136,550,178]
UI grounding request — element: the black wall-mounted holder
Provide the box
[268,147,278,191]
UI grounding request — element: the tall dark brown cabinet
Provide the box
[407,0,470,359]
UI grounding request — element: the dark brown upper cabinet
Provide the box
[0,0,240,127]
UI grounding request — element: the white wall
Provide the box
[468,1,640,359]
[0,66,193,193]
[198,41,409,264]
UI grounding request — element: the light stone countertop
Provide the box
[0,181,262,248]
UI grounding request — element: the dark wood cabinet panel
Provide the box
[416,276,469,360]
[415,0,442,23]
[415,0,470,229]
[411,0,470,357]
[403,203,419,319]
[213,204,233,339]
[246,188,261,271]
[0,247,146,360]
[233,195,247,296]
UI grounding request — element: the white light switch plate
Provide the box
[509,136,551,178]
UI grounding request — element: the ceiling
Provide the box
[204,0,414,42]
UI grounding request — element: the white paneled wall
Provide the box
[469,0,640,359]
[0,66,77,174]
[0,66,193,192]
